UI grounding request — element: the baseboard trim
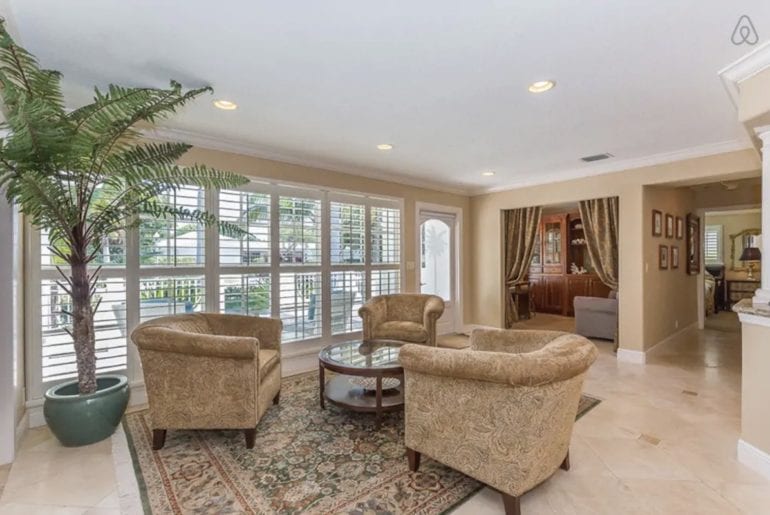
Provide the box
[646,322,698,357]
[737,439,770,480]
[462,324,502,334]
[616,322,698,365]
[616,349,646,364]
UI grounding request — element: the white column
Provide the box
[0,200,19,464]
[754,127,770,306]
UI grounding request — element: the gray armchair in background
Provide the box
[573,290,617,341]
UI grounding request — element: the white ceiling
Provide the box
[6,1,769,194]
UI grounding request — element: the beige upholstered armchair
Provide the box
[399,329,598,515]
[130,313,282,450]
[358,294,445,346]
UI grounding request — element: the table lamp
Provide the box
[740,246,761,280]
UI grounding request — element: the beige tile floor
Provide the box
[1,311,768,514]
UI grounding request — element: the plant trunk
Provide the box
[71,260,97,394]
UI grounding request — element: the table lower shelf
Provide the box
[323,374,404,413]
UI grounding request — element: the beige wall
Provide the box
[642,186,697,349]
[741,322,770,455]
[704,211,762,281]
[469,149,760,352]
[179,147,473,323]
[694,178,761,209]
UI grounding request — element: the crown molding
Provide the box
[706,207,761,216]
[718,41,770,108]
[144,128,752,199]
[470,139,753,196]
[142,127,472,196]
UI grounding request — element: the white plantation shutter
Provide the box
[218,190,270,266]
[704,225,722,264]
[371,207,400,264]
[33,182,403,394]
[279,271,322,341]
[139,187,206,266]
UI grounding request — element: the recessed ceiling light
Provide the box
[213,99,238,110]
[528,80,555,93]
[482,171,495,176]
[376,143,394,150]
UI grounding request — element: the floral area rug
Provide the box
[123,372,601,514]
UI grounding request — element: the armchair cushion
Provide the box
[373,321,429,343]
[258,349,280,382]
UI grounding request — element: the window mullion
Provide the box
[205,188,219,312]
[365,204,372,300]
[270,191,280,319]
[322,192,332,339]
[125,215,141,385]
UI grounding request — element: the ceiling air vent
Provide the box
[580,153,613,163]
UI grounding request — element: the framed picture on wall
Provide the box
[652,210,663,237]
[659,244,669,269]
[676,216,684,239]
[671,245,679,269]
[686,213,700,275]
[665,214,674,238]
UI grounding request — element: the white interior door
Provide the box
[419,212,456,335]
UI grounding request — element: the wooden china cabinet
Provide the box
[528,212,611,316]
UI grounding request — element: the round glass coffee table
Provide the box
[319,339,404,428]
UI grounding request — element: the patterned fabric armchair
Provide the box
[358,294,445,346]
[130,313,282,450]
[399,329,598,515]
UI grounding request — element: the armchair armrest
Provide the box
[422,296,445,327]
[422,296,444,346]
[359,296,387,339]
[131,326,257,360]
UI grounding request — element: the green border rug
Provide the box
[123,373,601,514]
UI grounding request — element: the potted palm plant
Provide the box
[0,23,249,446]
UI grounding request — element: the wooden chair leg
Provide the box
[560,451,570,471]
[406,447,421,472]
[273,391,280,405]
[152,429,166,450]
[244,428,256,449]
[501,493,521,515]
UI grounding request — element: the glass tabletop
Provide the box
[319,340,403,370]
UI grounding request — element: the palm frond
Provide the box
[140,200,251,239]
[0,22,65,110]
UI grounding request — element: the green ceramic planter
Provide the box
[44,374,130,447]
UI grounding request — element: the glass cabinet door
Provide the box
[544,222,562,265]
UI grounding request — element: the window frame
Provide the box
[25,180,404,404]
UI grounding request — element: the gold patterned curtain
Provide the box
[578,197,619,291]
[504,206,542,327]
